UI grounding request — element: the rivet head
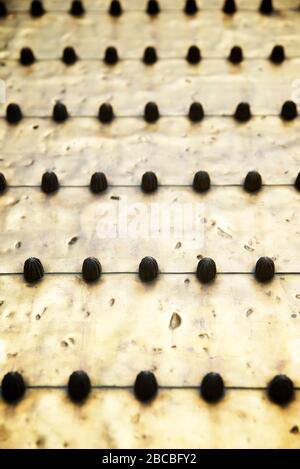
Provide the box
[270,45,285,64]
[41,171,59,194]
[70,0,85,16]
[6,103,23,124]
[280,101,298,121]
[90,172,108,193]
[141,171,158,193]
[0,2,7,17]
[52,102,68,122]
[234,102,251,122]
[146,0,160,16]
[30,0,45,17]
[200,372,224,403]
[193,171,210,193]
[259,0,273,15]
[184,0,198,15]
[139,256,159,282]
[20,47,35,66]
[82,257,102,282]
[255,256,275,282]
[268,375,294,405]
[0,173,7,193]
[186,45,201,64]
[109,0,122,16]
[1,372,26,404]
[68,370,91,403]
[62,47,78,65]
[98,103,114,123]
[244,171,262,193]
[189,102,204,122]
[223,0,236,14]
[134,371,158,402]
[144,102,159,123]
[104,46,118,65]
[295,172,300,191]
[143,46,157,65]
[229,46,243,64]
[196,257,216,283]
[23,257,44,283]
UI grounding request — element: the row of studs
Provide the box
[4,101,300,124]
[0,0,288,19]
[17,45,289,66]
[0,370,296,406]
[19,256,279,283]
[1,171,300,194]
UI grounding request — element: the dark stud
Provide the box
[200,372,224,403]
[109,0,122,16]
[23,257,44,283]
[1,372,25,404]
[223,0,236,14]
[234,102,251,122]
[255,256,275,282]
[30,0,45,17]
[62,47,78,65]
[146,0,160,16]
[259,0,273,14]
[184,0,198,15]
[189,102,204,122]
[70,0,85,16]
[280,101,298,121]
[90,172,108,193]
[139,256,159,282]
[141,171,158,193]
[68,370,91,403]
[41,171,59,194]
[193,171,210,193]
[229,46,243,64]
[134,371,158,402]
[104,46,119,65]
[6,103,23,124]
[269,45,285,64]
[196,257,217,283]
[268,375,294,405]
[98,103,114,124]
[0,2,7,17]
[52,102,69,122]
[0,173,7,193]
[143,46,157,65]
[82,257,102,282]
[244,170,262,193]
[20,47,35,66]
[295,172,300,191]
[186,45,201,64]
[144,102,159,123]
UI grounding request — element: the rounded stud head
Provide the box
[280,101,298,121]
[139,256,159,282]
[0,2,7,17]
[141,171,158,193]
[82,257,102,282]
[1,372,25,404]
[52,102,68,122]
[146,0,160,16]
[184,0,198,15]
[98,103,114,124]
[259,0,273,15]
[229,46,243,64]
[234,102,251,122]
[68,370,91,403]
[104,46,118,65]
[90,172,108,193]
[6,103,23,124]
[270,45,285,64]
[268,375,294,405]
[223,0,236,14]
[196,257,217,283]
[295,172,300,191]
[134,371,158,402]
[200,372,224,403]
[0,173,7,193]
[23,257,44,283]
[109,0,122,16]
[186,45,201,64]
[144,102,159,123]
[143,46,157,65]
[244,170,262,193]
[20,47,35,66]
[30,0,45,17]
[62,46,77,65]
[70,0,85,16]
[41,171,59,194]
[193,171,210,193]
[189,102,204,122]
[255,256,275,283]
